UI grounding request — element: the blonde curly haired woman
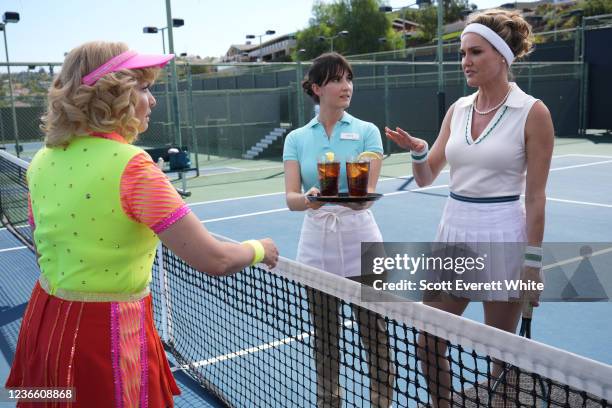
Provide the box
[5,41,278,407]
[386,9,554,407]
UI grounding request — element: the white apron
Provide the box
[296,206,382,278]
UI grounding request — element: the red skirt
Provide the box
[5,281,180,407]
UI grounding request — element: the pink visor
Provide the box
[82,50,175,86]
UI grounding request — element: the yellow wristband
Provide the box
[242,240,265,265]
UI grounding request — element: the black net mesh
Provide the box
[0,150,34,251]
[149,243,610,408]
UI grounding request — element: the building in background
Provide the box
[223,33,297,62]
[391,18,421,36]
[223,43,258,63]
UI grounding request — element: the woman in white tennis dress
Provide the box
[386,9,554,408]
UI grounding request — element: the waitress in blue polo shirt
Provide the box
[283,52,395,408]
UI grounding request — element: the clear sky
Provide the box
[2,0,504,64]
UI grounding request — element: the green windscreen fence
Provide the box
[138,60,584,162]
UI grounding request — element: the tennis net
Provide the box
[1,148,611,407]
[0,149,33,252]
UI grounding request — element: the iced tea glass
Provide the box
[346,158,370,197]
[317,154,340,196]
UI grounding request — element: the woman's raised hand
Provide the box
[384,127,427,152]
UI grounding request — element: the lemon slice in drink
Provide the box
[325,151,335,162]
[357,151,380,161]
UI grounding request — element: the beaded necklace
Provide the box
[473,84,513,115]
[464,105,509,145]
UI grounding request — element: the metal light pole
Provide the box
[181,55,199,175]
[379,2,430,48]
[165,0,182,147]
[296,49,306,127]
[436,0,445,128]
[246,30,275,62]
[318,30,349,52]
[379,2,428,14]
[1,12,20,157]
[144,17,184,146]
[379,2,442,124]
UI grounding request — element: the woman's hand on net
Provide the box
[385,126,427,152]
[304,187,324,210]
[259,238,279,269]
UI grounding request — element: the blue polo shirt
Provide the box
[283,112,384,193]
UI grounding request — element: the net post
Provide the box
[384,64,391,155]
[156,243,173,343]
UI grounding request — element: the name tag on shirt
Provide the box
[340,132,360,141]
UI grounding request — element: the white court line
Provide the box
[198,164,283,173]
[0,224,29,233]
[198,166,244,172]
[171,330,314,372]
[195,190,611,226]
[186,153,595,207]
[565,154,612,159]
[382,154,607,182]
[43,184,446,228]
[0,246,27,253]
[387,187,612,208]
[545,197,612,208]
[543,246,612,271]
[384,184,449,197]
[186,171,412,208]
[188,191,284,207]
[186,169,446,208]
[201,208,289,224]
[549,159,612,172]
[172,319,355,372]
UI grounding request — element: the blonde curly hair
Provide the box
[41,41,161,147]
[467,9,534,60]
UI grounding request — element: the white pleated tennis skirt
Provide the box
[434,197,527,301]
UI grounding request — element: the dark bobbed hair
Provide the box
[301,52,353,104]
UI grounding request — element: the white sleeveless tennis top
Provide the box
[445,83,539,198]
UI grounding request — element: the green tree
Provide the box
[579,0,612,16]
[537,0,612,34]
[333,0,393,55]
[408,0,470,42]
[295,25,335,60]
[295,0,395,59]
[294,0,495,57]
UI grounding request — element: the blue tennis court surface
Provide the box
[1,152,611,406]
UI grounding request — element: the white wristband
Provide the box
[524,246,543,268]
[411,143,429,164]
[525,245,543,256]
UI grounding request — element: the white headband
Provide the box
[461,23,515,65]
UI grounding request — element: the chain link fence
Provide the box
[0,60,588,163]
[0,17,609,163]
